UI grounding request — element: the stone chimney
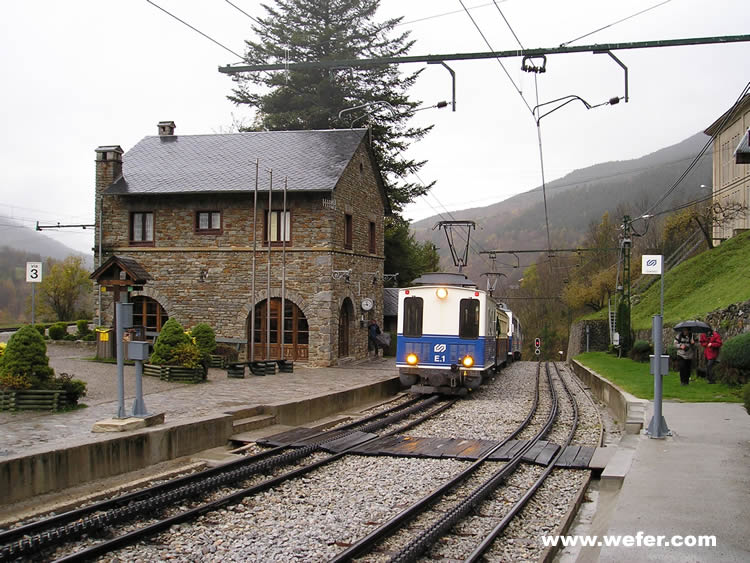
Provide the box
[157,120,176,136]
[95,145,123,193]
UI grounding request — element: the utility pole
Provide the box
[620,215,632,355]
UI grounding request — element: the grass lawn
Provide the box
[575,352,743,403]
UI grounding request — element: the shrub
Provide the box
[190,323,217,357]
[0,325,54,387]
[149,318,203,369]
[150,318,192,365]
[0,372,32,390]
[33,325,46,337]
[76,320,91,338]
[63,333,78,341]
[55,372,87,401]
[82,332,96,342]
[0,342,5,359]
[214,343,239,363]
[48,323,67,341]
[170,343,203,369]
[630,340,652,363]
[718,332,750,384]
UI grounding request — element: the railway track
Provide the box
[0,395,454,562]
[1,361,605,562]
[331,361,582,562]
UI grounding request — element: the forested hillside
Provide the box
[412,132,712,284]
[0,247,43,323]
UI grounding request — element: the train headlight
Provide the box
[462,355,474,368]
[406,353,419,366]
[436,287,448,299]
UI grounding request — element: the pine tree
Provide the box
[229,0,434,213]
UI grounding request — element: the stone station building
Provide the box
[94,123,388,366]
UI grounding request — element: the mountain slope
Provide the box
[412,132,712,282]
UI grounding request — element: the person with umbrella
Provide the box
[672,321,711,385]
[699,326,723,384]
[673,325,696,385]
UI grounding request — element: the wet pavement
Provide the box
[0,342,397,460]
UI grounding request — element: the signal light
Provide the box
[406,353,418,366]
[535,338,541,348]
[462,355,474,368]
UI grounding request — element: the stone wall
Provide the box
[567,319,610,358]
[94,142,384,367]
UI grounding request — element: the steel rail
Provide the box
[53,397,458,563]
[0,395,428,560]
[465,362,579,561]
[388,362,559,562]
[329,363,544,563]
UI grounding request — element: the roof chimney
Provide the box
[157,121,176,136]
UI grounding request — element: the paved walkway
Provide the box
[581,401,750,563]
[0,343,397,460]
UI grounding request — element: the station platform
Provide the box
[569,401,750,563]
[0,343,400,506]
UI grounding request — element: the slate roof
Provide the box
[106,129,371,195]
[90,255,152,283]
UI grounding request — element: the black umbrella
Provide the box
[673,320,711,333]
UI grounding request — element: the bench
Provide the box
[276,360,294,373]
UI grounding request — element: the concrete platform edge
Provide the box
[569,360,646,434]
[541,469,593,563]
[0,376,402,506]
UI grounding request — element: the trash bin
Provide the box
[96,328,114,359]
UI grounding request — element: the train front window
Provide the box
[403,297,424,337]
[459,298,480,339]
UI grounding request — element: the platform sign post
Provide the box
[642,255,671,438]
[26,262,42,326]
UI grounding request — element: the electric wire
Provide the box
[492,0,524,49]
[638,81,750,219]
[457,0,534,116]
[145,0,246,61]
[559,0,674,47]
[395,2,498,28]
[222,0,262,25]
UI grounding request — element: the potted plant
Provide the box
[146,318,206,383]
[0,325,87,411]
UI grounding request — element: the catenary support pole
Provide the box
[281,177,287,361]
[267,170,272,361]
[250,159,258,362]
[115,299,128,419]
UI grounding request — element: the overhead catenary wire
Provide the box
[222,0,262,25]
[638,81,750,219]
[560,0,674,47]
[457,0,534,117]
[145,0,246,61]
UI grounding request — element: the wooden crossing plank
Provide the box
[487,439,523,461]
[554,445,582,468]
[455,439,498,460]
[255,427,317,447]
[358,435,409,455]
[383,436,430,456]
[436,438,480,458]
[534,442,561,466]
[521,440,550,463]
[571,446,596,468]
[319,431,377,453]
[294,429,348,447]
[505,439,531,459]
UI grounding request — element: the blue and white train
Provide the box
[396,272,523,395]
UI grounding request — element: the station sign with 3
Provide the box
[26,262,42,283]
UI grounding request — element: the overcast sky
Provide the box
[1,0,748,256]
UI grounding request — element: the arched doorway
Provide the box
[248,299,309,361]
[339,298,354,358]
[132,296,168,337]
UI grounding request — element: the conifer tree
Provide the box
[229,0,433,213]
